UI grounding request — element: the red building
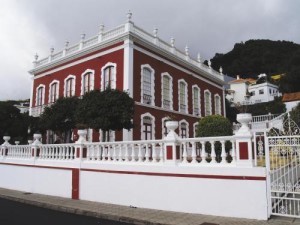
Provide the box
[29,13,226,143]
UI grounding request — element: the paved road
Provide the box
[0,197,129,225]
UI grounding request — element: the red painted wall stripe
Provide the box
[0,162,266,181]
[81,168,266,181]
[72,169,79,200]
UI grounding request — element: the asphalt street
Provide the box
[0,197,130,225]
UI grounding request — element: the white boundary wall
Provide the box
[0,164,72,198]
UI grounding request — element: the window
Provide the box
[214,94,221,115]
[36,85,45,107]
[49,81,59,103]
[250,91,255,96]
[101,63,116,90]
[178,79,188,113]
[81,69,94,95]
[141,65,155,105]
[193,122,199,138]
[192,85,200,116]
[179,120,189,138]
[141,113,155,140]
[161,73,173,110]
[204,90,212,116]
[259,89,264,95]
[162,117,169,138]
[99,130,115,142]
[64,76,75,97]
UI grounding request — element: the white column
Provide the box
[123,39,134,141]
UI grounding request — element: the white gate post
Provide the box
[235,113,254,167]
[164,121,180,164]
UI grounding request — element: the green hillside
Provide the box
[209,39,300,93]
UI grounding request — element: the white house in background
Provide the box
[282,92,300,112]
[226,74,280,106]
[14,102,30,114]
[226,75,256,105]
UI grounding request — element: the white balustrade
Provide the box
[39,144,75,160]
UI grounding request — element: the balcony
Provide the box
[162,99,171,109]
[143,94,152,105]
[179,104,186,113]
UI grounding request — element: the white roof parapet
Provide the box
[30,15,224,83]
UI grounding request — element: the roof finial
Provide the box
[64,40,69,49]
[127,10,132,22]
[153,27,158,38]
[219,66,223,74]
[208,59,211,68]
[99,23,105,33]
[170,37,175,48]
[50,47,54,55]
[34,53,39,61]
[197,53,201,63]
[81,33,86,41]
[185,45,189,56]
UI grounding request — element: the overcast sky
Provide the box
[0,0,299,101]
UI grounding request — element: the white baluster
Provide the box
[191,142,197,163]
[210,141,216,163]
[113,145,117,162]
[101,145,106,161]
[118,144,122,162]
[145,144,150,162]
[159,143,164,163]
[70,146,75,159]
[182,143,188,163]
[124,144,129,162]
[152,144,157,162]
[231,140,236,164]
[131,144,135,162]
[221,140,227,164]
[65,146,69,160]
[107,145,112,161]
[201,141,207,163]
[138,144,143,162]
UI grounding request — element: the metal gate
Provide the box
[265,114,300,218]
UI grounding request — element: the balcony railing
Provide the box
[143,94,152,104]
[179,104,186,113]
[162,99,171,109]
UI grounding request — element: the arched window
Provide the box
[215,94,221,115]
[179,120,189,138]
[192,85,200,116]
[178,79,188,113]
[204,90,212,116]
[141,65,155,105]
[141,113,155,140]
[36,85,45,107]
[81,69,94,95]
[161,73,173,110]
[64,75,76,97]
[49,80,59,103]
[101,63,116,90]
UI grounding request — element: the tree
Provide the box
[225,99,239,123]
[196,115,233,137]
[39,97,79,143]
[0,102,31,144]
[196,115,233,162]
[290,102,300,128]
[75,89,134,141]
[246,97,286,116]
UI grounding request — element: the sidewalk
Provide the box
[0,188,299,225]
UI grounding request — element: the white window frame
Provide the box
[101,62,117,90]
[204,89,212,116]
[179,119,189,138]
[178,79,188,114]
[141,64,155,106]
[64,75,76,97]
[193,122,199,138]
[99,129,115,142]
[35,84,45,106]
[192,85,201,116]
[161,117,169,138]
[214,94,221,115]
[140,112,155,140]
[161,73,173,110]
[49,80,59,104]
[81,69,95,95]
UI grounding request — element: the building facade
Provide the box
[227,74,280,106]
[29,13,225,142]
